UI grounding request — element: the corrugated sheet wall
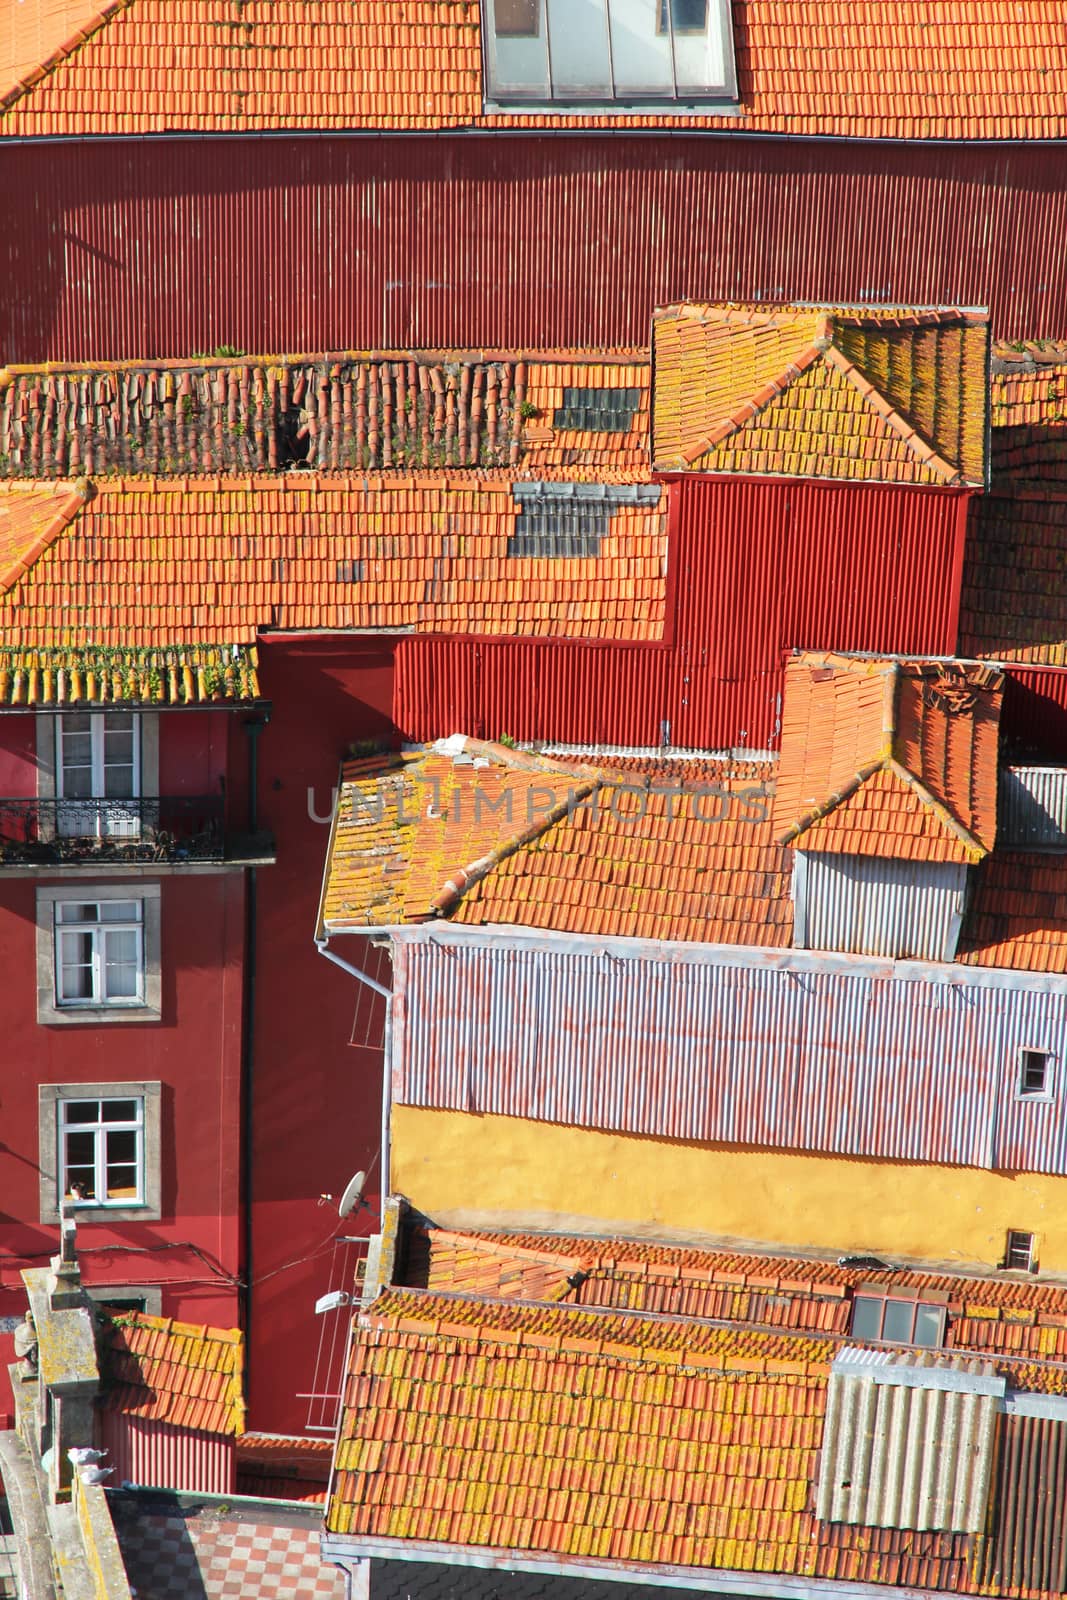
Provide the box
[977,1414,1067,1592]
[394,479,968,749]
[816,1372,996,1533]
[393,941,1067,1174]
[99,1413,236,1494]
[999,669,1067,764]
[3,137,1067,361]
[998,767,1067,849]
[798,854,968,963]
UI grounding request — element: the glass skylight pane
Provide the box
[882,1299,914,1343]
[914,1305,944,1348]
[488,0,550,95]
[849,1296,882,1341]
[608,0,673,93]
[546,0,612,96]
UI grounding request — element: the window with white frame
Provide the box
[55,711,141,839]
[38,1081,162,1223]
[36,885,161,1026]
[54,899,144,1007]
[59,1096,144,1206]
[482,0,736,108]
[1017,1048,1054,1100]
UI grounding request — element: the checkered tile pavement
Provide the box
[113,1506,347,1599]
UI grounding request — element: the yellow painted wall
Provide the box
[392,1106,1067,1273]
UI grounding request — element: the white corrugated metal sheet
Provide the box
[99,1413,235,1494]
[393,940,1067,1174]
[998,767,1067,849]
[816,1367,997,1532]
[796,853,968,962]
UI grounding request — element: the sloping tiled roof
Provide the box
[990,344,1067,485]
[0,475,667,648]
[409,1226,1067,1366]
[959,490,1067,667]
[0,479,88,591]
[957,851,1067,976]
[320,740,791,945]
[651,304,989,486]
[0,354,650,479]
[5,1,1067,141]
[235,1433,332,1504]
[0,643,259,704]
[100,1312,245,1436]
[772,655,1003,863]
[328,1282,1067,1588]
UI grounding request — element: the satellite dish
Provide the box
[338,1171,367,1218]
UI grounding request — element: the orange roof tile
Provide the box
[100,1311,245,1437]
[989,344,1067,486]
[0,479,88,593]
[0,474,667,649]
[327,1281,1067,1584]
[652,304,988,486]
[772,654,1003,863]
[959,489,1067,668]
[320,740,791,946]
[5,2,1067,141]
[410,1224,1067,1367]
[957,851,1067,976]
[0,352,650,481]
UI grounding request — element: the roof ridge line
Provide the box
[0,479,91,597]
[429,775,603,916]
[0,0,134,114]
[821,344,963,485]
[884,757,989,861]
[424,1227,591,1272]
[670,338,830,469]
[775,761,885,846]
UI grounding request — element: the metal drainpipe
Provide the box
[240,714,267,1399]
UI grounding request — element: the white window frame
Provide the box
[38,1081,162,1224]
[53,898,145,1009]
[1016,1046,1056,1102]
[35,711,158,842]
[58,1096,145,1208]
[36,884,162,1026]
[481,0,738,111]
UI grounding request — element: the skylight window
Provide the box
[483,0,737,108]
[507,482,660,558]
[553,387,641,432]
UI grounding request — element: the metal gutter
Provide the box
[320,917,1067,999]
[319,1535,955,1600]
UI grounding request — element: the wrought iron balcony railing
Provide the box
[0,796,250,864]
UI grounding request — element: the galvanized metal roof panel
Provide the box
[816,1371,997,1533]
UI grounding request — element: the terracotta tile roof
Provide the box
[0,643,259,704]
[328,1282,1067,1585]
[409,1225,1067,1367]
[957,851,1067,975]
[0,353,650,480]
[0,474,666,649]
[959,489,1067,667]
[772,654,1003,864]
[100,1312,245,1437]
[5,2,1067,141]
[320,740,791,946]
[235,1433,332,1503]
[652,304,988,486]
[989,344,1067,485]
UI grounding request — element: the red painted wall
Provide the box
[0,872,245,1373]
[3,136,1067,361]
[394,479,972,751]
[0,714,37,797]
[245,635,393,1435]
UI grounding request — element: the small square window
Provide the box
[849,1288,947,1348]
[1018,1048,1053,1099]
[495,0,539,36]
[1005,1231,1036,1272]
[657,0,708,34]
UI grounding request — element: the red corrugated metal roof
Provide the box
[6,1,1067,141]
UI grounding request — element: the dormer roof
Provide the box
[772,655,1003,864]
[651,303,989,487]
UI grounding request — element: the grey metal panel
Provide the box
[815,1371,996,1532]
[392,941,1067,1174]
[998,767,1067,849]
[799,854,968,964]
[833,1350,1005,1398]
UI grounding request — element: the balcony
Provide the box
[0,797,274,866]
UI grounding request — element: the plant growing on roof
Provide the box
[518,401,539,420]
